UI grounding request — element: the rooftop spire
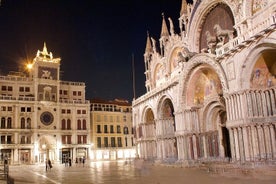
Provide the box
[145,31,153,53]
[180,0,188,16]
[160,13,169,38]
[42,42,49,56]
[35,42,60,63]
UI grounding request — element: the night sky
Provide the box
[0,0,189,102]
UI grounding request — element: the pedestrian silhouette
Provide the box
[69,158,72,167]
[48,159,52,170]
[45,159,48,171]
[82,157,85,167]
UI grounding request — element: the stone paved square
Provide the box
[2,161,275,184]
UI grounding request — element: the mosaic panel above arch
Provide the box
[144,108,154,124]
[250,50,276,88]
[186,65,222,106]
[160,98,174,119]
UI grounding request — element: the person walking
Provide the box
[45,159,48,171]
[75,157,78,167]
[48,159,52,170]
[82,157,85,167]
[69,158,72,167]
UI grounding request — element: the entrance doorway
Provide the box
[221,126,231,159]
[62,149,71,164]
[38,135,57,163]
[20,150,30,164]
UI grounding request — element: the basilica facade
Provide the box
[132,0,276,166]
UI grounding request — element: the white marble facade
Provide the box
[132,0,276,166]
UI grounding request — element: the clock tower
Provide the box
[30,42,61,102]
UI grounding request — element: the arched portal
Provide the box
[38,135,57,163]
[142,108,157,159]
[160,98,175,134]
[204,102,231,160]
[185,64,231,161]
[186,64,223,106]
[157,98,178,161]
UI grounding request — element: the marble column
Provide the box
[251,92,257,117]
[192,135,198,160]
[237,94,242,119]
[269,124,276,159]
[251,125,260,160]
[242,126,250,161]
[261,91,268,117]
[246,92,253,118]
[265,90,272,116]
[247,126,254,161]
[176,136,182,160]
[270,89,276,115]
[257,125,266,159]
[225,97,231,121]
[233,128,240,161]
[264,125,272,159]
[183,136,188,160]
[229,128,236,161]
[238,127,245,162]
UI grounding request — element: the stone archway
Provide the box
[203,100,231,161]
[142,108,157,160]
[157,97,178,162]
[38,135,57,163]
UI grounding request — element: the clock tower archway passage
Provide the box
[38,135,57,163]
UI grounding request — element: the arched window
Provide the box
[21,118,25,129]
[27,118,31,129]
[124,126,129,134]
[67,119,71,130]
[117,125,121,133]
[27,136,31,144]
[77,120,81,130]
[61,119,66,130]
[7,117,12,128]
[1,117,5,128]
[82,119,86,130]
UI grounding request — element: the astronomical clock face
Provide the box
[40,111,54,126]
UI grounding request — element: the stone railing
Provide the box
[59,99,90,104]
[0,75,32,82]
[60,81,85,86]
[216,7,276,58]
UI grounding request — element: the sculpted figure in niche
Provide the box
[213,24,234,45]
